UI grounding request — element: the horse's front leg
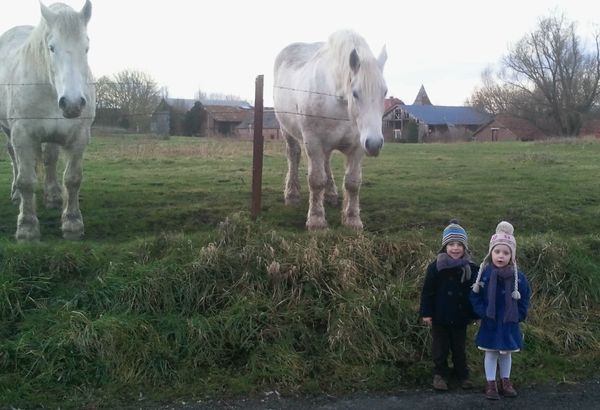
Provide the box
[12,135,40,241]
[61,144,85,240]
[342,148,364,230]
[42,143,63,209]
[305,144,328,230]
[284,133,301,205]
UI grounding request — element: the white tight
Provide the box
[484,351,512,381]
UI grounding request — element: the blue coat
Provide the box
[469,266,530,351]
[419,260,479,327]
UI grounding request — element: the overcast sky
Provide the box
[1,0,597,107]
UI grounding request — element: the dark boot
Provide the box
[501,378,517,397]
[485,381,500,400]
[432,374,448,391]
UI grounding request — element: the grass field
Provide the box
[1,135,600,408]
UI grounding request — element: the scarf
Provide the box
[436,253,472,283]
[486,265,519,323]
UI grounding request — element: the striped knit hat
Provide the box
[439,219,469,253]
[472,221,521,300]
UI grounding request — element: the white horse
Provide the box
[273,30,387,230]
[0,1,95,241]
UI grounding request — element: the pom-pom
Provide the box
[511,290,521,300]
[449,218,460,225]
[472,282,484,293]
[496,221,514,235]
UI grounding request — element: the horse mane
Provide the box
[321,30,380,96]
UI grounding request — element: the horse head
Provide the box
[40,0,92,119]
[347,46,388,157]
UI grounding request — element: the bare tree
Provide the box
[94,69,161,132]
[504,13,600,135]
[469,13,600,136]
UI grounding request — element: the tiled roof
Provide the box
[400,105,491,125]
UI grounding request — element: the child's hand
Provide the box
[422,317,432,326]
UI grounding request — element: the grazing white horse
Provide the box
[0,1,95,241]
[273,30,387,230]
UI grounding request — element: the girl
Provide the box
[470,221,530,400]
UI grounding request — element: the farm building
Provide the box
[473,115,547,142]
[236,108,282,140]
[150,98,252,137]
[383,86,491,143]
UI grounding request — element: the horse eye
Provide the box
[86,47,89,53]
[49,45,55,53]
[352,90,359,100]
[384,88,388,97]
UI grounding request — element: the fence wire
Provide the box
[0,83,354,123]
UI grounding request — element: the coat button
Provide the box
[448,291,453,296]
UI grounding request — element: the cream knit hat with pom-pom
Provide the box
[472,221,521,300]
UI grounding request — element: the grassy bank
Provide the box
[1,136,600,408]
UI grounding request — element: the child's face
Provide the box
[446,241,465,259]
[491,244,511,268]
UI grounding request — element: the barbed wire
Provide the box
[273,85,344,99]
[0,83,352,122]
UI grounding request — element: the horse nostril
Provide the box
[366,138,383,155]
[58,97,66,110]
[80,97,86,108]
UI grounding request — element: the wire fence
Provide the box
[0,82,353,123]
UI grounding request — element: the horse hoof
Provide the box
[306,218,328,230]
[63,230,84,240]
[62,215,84,240]
[16,222,41,242]
[342,217,363,230]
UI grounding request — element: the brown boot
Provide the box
[501,378,517,397]
[432,374,448,391]
[485,381,500,400]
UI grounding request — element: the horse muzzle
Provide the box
[59,96,87,119]
[364,136,384,157]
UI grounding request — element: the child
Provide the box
[420,220,479,391]
[470,221,530,400]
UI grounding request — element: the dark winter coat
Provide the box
[419,260,479,326]
[469,265,530,351]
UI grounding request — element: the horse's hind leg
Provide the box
[6,138,20,205]
[324,151,338,207]
[61,142,86,240]
[305,143,328,230]
[42,143,63,209]
[284,133,301,205]
[341,148,364,230]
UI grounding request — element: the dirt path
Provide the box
[141,379,600,410]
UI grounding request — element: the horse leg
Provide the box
[324,152,338,207]
[305,144,328,230]
[12,134,40,241]
[342,148,364,230]
[6,138,20,205]
[61,143,85,240]
[284,133,301,205]
[42,143,63,209]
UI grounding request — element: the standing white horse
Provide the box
[273,30,387,230]
[0,1,95,241]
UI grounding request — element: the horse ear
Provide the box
[80,0,92,25]
[40,1,56,25]
[378,45,388,70]
[349,49,360,73]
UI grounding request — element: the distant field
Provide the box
[1,136,599,408]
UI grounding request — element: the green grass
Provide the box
[1,135,600,408]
